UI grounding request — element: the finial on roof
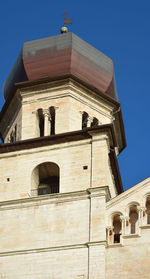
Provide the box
[61,11,72,33]
[61,26,68,33]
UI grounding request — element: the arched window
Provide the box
[82,112,89,129]
[146,197,150,224]
[49,106,55,135]
[113,214,122,243]
[91,117,99,127]
[31,162,59,196]
[129,205,138,234]
[37,107,55,137]
[37,109,44,137]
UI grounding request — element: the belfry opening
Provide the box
[31,162,59,196]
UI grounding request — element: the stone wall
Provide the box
[0,187,107,279]
[106,177,150,279]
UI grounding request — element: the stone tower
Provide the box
[0,32,126,278]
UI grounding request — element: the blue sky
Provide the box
[0,0,150,191]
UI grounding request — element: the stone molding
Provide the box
[87,186,110,199]
[0,124,116,157]
[86,241,107,247]
[107,177,150,209]
[88,132,109,143]
[107,243,123,248]
[0,241,108,258]
[0,186,110,211]
[140,225,150,229]
[0,243,86,258]
[0,138,91,158]
[19,78,115,115]
[122,234,140,239]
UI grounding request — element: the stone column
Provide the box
[43,109,51,136]
[87,116,93,127]
[120,216,127,236]
[137,206,145,227]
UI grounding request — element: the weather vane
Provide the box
[63,11,72,26]
[61,12,72,33]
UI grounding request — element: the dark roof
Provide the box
[3,32,118,101]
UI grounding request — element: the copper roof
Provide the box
[3,32,118,101]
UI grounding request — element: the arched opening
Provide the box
[113,214,122,243]
[129,205,138,234]
[82,112,89,129]
[49,106,55,135]
[38,109,44,137]
[31,162,59,196]
[91,117,99,127]
[146,197,150,224]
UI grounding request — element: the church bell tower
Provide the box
[0,30,126,278]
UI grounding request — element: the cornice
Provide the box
[107,177,150,209]
[87,186,111,199]
[86,241,107,247]
[0,75,126,152]
[0,241,107,258]
[0,186,110,211]
[0,75,120,123]
[20,78,115,116]
[0,124,116,154]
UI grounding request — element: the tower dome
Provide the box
[3,32,118,101]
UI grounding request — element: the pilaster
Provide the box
[88,131,117,198]
[87,187,107,279]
